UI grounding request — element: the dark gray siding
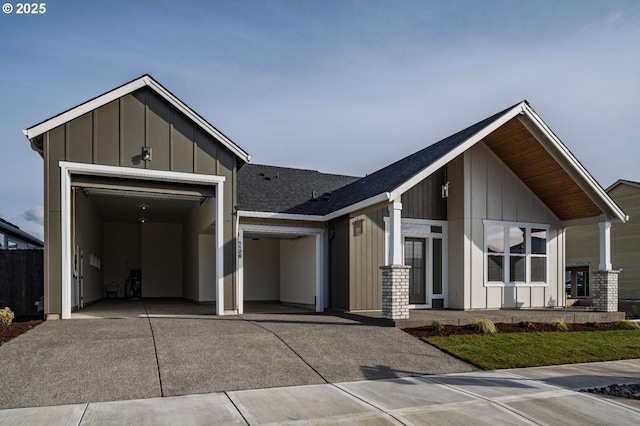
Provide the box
[329,215,350,310]
[401,166,447,220]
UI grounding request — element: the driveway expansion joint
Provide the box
[241,317,330,384]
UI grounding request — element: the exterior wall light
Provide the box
[141,146,152,161]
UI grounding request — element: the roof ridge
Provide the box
[244,163,361,179]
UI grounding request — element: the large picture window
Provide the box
[485,222,548,285]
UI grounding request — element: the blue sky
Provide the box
[1,0,639,239]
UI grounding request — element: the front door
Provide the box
[404,238,426,304]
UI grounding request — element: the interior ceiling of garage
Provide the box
[79,190,201,223]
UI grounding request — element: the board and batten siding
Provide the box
[348,205,386,311]
[401,167,447,220]
[42,87,238,314]
[448,142,564,310]
[329,216,350,310]
[566,183,640,300]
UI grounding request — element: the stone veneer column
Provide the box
[380,265,411,320]
[592,270,619,312]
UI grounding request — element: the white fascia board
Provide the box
[323,192,391,221]
[238,192,392,223]
[239,223,325,235]
[606,179,640,192]
[24,78,148,139]
[388,103,526,201]
[59,161,225,185]
[237,210,325,222]
[143,77,250,162]
[24,75,251,163]
[519,105,628,223]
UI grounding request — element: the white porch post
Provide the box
[382,200,409,321]
[315,233,324,312]
[60,164,72,319]
[215,181,225,316]
[598,218,612,271]
[237,227,244,315]
[388,201,403,265]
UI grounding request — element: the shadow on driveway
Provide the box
[0,312,476,409]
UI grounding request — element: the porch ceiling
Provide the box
[483,118,603,221]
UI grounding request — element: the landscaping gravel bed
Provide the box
[580,383,640,399]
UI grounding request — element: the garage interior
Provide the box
[242,232,318,311]
[70,176,218,312]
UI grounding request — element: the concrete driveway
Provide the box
[0,312,475,409]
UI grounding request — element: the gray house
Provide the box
[24,75,627,319]
[0,218,43,250]
[566,179,640,315]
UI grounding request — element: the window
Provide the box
[576,271,589,297]
[485,222,548,285]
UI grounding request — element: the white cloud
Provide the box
[22,206,44,226]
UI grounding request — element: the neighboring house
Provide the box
[23,74,627,319]
[566,180,640,312]
[0,218,43,250]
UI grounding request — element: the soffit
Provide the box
[483,118,603,221]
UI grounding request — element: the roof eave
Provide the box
[519,104,628,223]
[23,75,251,163]
[387,102,527,201]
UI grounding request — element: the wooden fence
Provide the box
[0,250,44,318]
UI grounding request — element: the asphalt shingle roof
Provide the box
[237,102,521,216]
[237,164,360,215]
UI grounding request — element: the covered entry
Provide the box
[238,224,324,313]
[61,162,225,319]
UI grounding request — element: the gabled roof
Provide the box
[239,101,628,224]
[237,164,360,216]
[23,74,251,163]
[607,179,640,192]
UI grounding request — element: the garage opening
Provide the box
[61,162,225,319]
[239,225,324,314]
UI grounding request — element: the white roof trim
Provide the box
[388,103,525,201]
[606,179,640,192]
[237,210,325,222]
[236,102,629,225]
[323,192,390,221]
[24,75,251,163]
[238,191,391,223]
[519,104,628,223]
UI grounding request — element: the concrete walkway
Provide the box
[1,359,639,425]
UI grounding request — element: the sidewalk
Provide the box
[2,359,639,425]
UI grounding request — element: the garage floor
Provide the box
[71,298,313,319]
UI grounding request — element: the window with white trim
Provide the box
[485,222,548,285]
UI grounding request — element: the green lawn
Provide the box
[424,330,640,370]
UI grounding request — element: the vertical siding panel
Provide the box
[195,128,218,174]
[471,144,487,220]
[486,153,503,220]
[94,101,120,166]
[145,91,171,171]
[120,92,146,168]
[171,111,195,173]
[502,167,517,221]
[66,112,93,163]
[516,182,532,223]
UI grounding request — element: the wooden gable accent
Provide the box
[483,118,602,221]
